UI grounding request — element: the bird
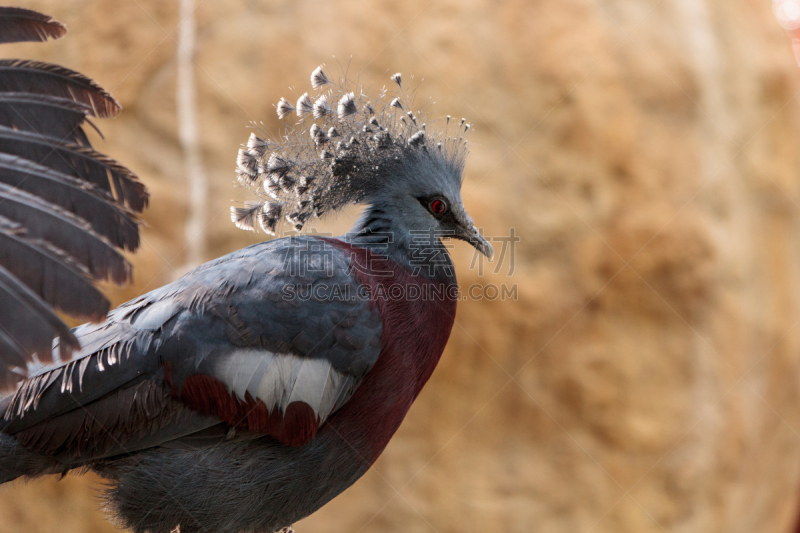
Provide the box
[0,13,493,533]
[0,7,148,390]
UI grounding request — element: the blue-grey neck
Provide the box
[345,203,456,283]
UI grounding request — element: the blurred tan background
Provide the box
[3,0,800,532]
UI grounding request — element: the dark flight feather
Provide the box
[0,216,109,321]
[0,93,93,145]
[0,182,131,284]
[0,154,140,251]
[0,265,78,367]
[0,125,149,211]
[0,7,66,44]
[0,59,119,118]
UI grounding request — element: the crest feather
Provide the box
[276,98,295,119]
[313,94,333,119]
[232,66,470,235]
[247,133,269,156]
[230,201,264,232]
[296,93,313,117]
[337,92,357,118]
[311,66,331,89]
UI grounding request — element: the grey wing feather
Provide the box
[1,237,382,462]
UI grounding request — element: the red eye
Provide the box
[430,199,448,215]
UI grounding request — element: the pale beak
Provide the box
[461,225,493,259]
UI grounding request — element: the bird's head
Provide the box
[231,66,492,259]
[361,144,493,259]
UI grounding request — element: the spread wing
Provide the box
[0,8,148,390]
[0,238,382,465]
